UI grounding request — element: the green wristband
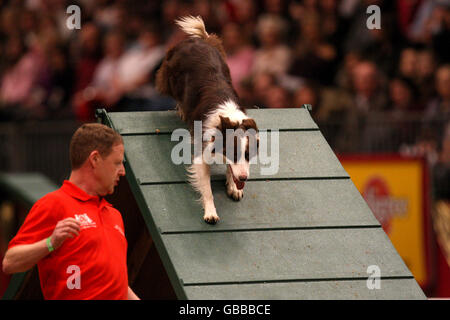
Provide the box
[46,237,54,252]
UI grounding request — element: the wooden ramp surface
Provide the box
[100,108,425,300]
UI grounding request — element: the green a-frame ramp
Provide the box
[97,107,425,300]
[2,107,425,300]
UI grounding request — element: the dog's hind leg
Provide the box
[187,159,219,224]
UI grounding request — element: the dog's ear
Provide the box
[219,116,233,131]
[242,118,258,131]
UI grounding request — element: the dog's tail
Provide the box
[175,15,227,59]
[175,15,209,39]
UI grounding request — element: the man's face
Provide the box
[96,143,125,196]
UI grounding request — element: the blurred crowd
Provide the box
[0,0,449,198]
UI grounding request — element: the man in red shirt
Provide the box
[2,123,139,300]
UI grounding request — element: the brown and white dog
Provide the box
[156,16,259,224]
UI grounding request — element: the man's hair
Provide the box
[70,123,123,170]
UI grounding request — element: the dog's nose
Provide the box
[238,175,247,182]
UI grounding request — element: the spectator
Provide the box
[222,22,255,97]
[252,14,292,77]
[379,77,422,150]
[73,29,126,121]
[389,76,422,114]
[265,85,292,109]
[293,83,319,110]
[422,64,450,146]
[431,2,450,63]
[335,60,388,152]
[0,34,25,78]
[335,50,363,91]
[425,64,450,120]
[71,22,102,97]
[230,0,259,42]
[397,47,418,82]
[263,0,288,16]
[289,12,337,85]
[46,45,74,119]
[249,72,277,108]
[350,60,388,113]
[416,49,437,104]
[111,24,170,112]
[0,32,51,120]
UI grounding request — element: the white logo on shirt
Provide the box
[114,225,125,237]
[75,213,97,229]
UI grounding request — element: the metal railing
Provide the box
[0,121,81,184]
[318,112,449,153]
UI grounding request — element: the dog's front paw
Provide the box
[226,181,244,201]
[203,207,220,224]
[204,213,220,224]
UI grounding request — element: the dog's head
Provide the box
[208,116,259,190]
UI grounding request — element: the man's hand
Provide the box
[50,218,81,250]
[2,218,81,274]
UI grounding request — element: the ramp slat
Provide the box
[123,131,348,184]
[161,228,412,285]
[184,279,425,299]
[108,108,318,135]
[142,179,379,233]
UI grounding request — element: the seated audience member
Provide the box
[265,85,292,109]
[335,51,363,91]
[71,23,102,98]
[0,32,51,120]
[252,14,292,77]
[249,72,277,109]
[289,12,337,85]
[426,64,450,121]
[416,49,437,104]
[222,22,255,97]
[72,30,125,121]
[112,24,166,111]
[423,64,450,145]
[349,60,388,113]
[397,47,418,83]
[389,76,422,114]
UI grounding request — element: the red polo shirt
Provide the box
[8,181,128,300]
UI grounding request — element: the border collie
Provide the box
[156,16,259,224]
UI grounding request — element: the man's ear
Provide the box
[88,150,101,168]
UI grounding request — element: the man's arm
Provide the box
[2,238,50,274]
[2,218,80,274]
[127,286,140,300]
